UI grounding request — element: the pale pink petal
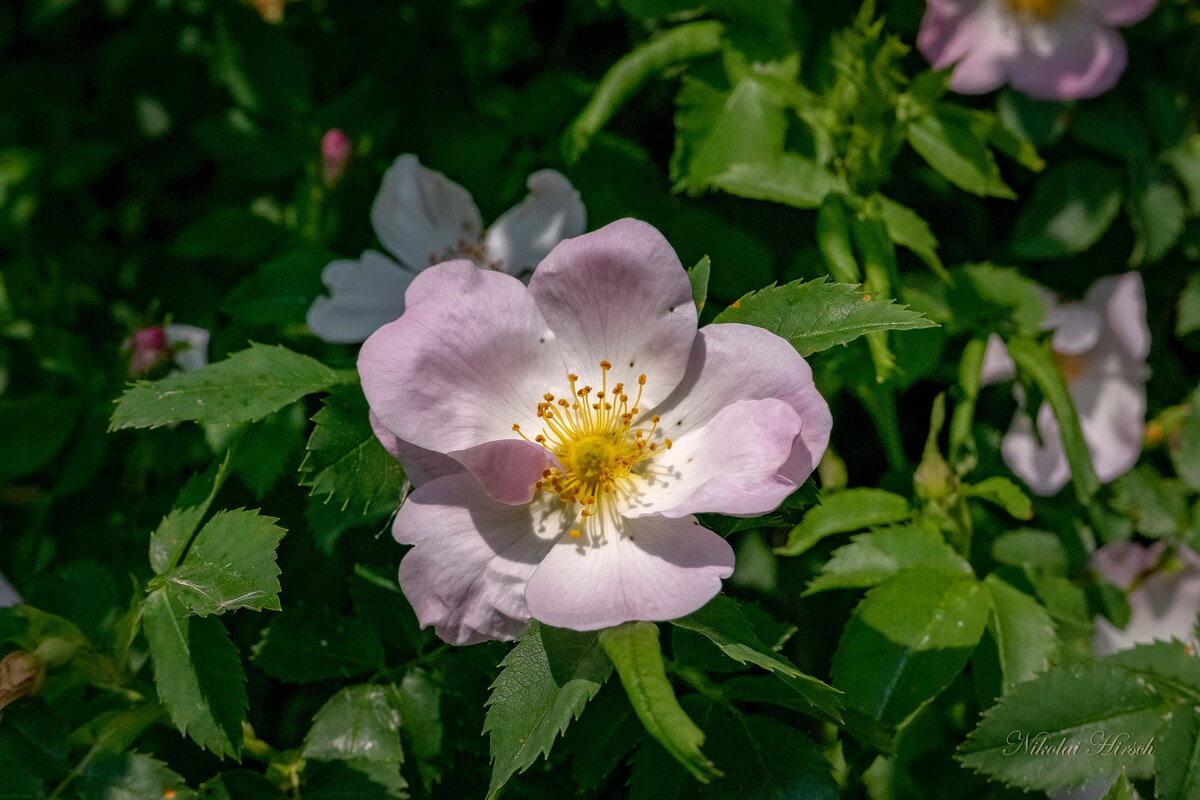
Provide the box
[1092,543,1200,656]
[525,513,734,630]
[1002,399,1071,496]
[1090,0,1157,27]
[0,570,20,607]
[164,324,210,371]
[370,154,482,270]
[1010,19,1127,100]
[359,260,566,498]
[1048,304,1103,355]
[307,251,414,344]
[980,335,1016,386]
[393,473,563,644]
[368,411,462,487]
[919,0,1021,94]
[619,398,802,519]
[1092,541,1166,591]
[450,440,559,505]
[1073,373,1145,484]
[650,324,830,491]
[1086,273,1150,362]
[527,219,697,410]
[946,16,1023,94]
[484,170,587,277]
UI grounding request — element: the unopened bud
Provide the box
[126,325,170,377]
[250,0,287,23]
[321,129,352,189]
[34,636,79,670]
[0,651,45,710]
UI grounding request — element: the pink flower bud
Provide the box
[321,129,352,189]
[127,325,171,376]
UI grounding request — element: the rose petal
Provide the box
[525,513,734,630]
[979,335,1016,385]
[359,260,565,498]
[1093,545,1200,656]
[369,411,462,487]
[919,0,1020,94]
[393,473,563,644]
[1010,18,1127,101]
[0,571,20,607]
[1002,399,1071,496]
[484,170,587,277]
[1091,0,1157,27]
[307,251,415,344]
[527,219,697,410]
[1074,373,1145,484]
[650,324,830,490]
[619,398,803,519]
[1048,303,1103,355]
[1092,541,1166,591]
[370,154,482,270]
[1087,272,1150,362]
[163,324,210,371]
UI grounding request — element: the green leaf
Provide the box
[957,662,1168,791]
[567,21,724,159]
[1127,164,1186,265]
[804,525,971,595]
[963,476,1033,520]
[982,575,1056,694]
[715,278,935,360]
[1101,771,1137,800]
[77,753,195,800]
[832,569,989,725]
[1005,336,1100,503]
[387,668,443,788]
[0,394,81,480]
[110,343,340,430]
[199,771,288,800]
[222,249,329,325]
[1104,640,1200,700]
[815,194,861,283]
[148,453,235,575]
[598,621,720,782]
[303,684,403,764]
[775,488,911,556]
[1011,160,1122,259]
[143,590,247,758]
[1169,388,1200,491]
[1177,273,1200,339]
[303,759,407,799]
[687,256,710,313]
[172,207,284,262]
[1110,464,1191,538]
[1164,134,1200,215]
[299,385,406,514]
[671,594,843,720]
[252,606,385,683]
[160,509,284,616]
[991,528,1067,576]
[947,263,1048,334]
[565,680,640,792]
[699,712,837,800]
[484,621,612,799]
[867,194,945,276]
[907,106,1014,199]
[1157,704,1200,800]
[350,566,429,658]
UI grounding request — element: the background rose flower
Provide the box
[1091,540,1200,656]
[918,0,1157,100]
[307,154,586,344]
[981,273,1149,496]
[359,219,831,644]
[0,571,18,607]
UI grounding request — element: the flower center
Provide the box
[1051,349,1088,383]
[1004,0,1073,21]
[512,360,672,539]
[428,237,503,271]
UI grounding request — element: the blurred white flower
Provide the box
[981,273,1149,496]
[0,570,19,607]
[307,155,586,344]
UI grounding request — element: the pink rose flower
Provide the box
[918,0,1157,100]
[981,273,1149,496]
[307,154,586,344]
[1091,541,1200,656]
[359,219,831,644]
[320,129,352,189]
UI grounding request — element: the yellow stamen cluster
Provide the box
[512,361,673,538]
[1005,0,1073,21]
[1051,349,1088,383]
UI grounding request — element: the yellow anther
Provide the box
[569,529,581,538]
[638,374,647,385]
[600,360,612,370]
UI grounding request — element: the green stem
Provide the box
[949,337,986,466]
